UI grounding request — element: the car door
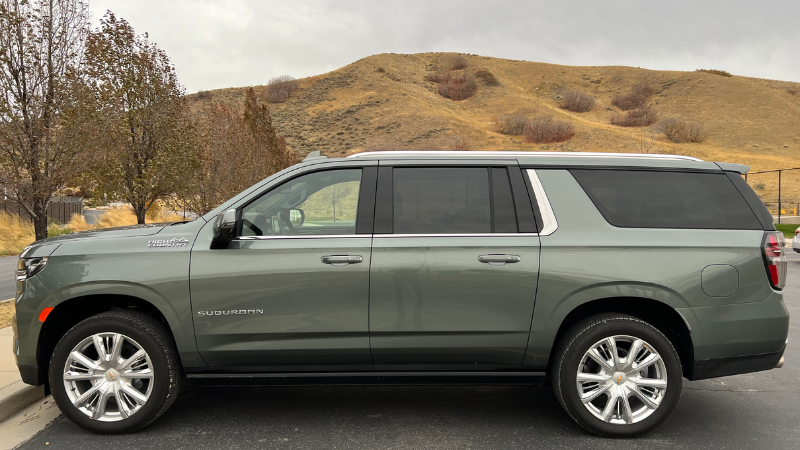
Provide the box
[369,161,542,366]
[190,166,378,368]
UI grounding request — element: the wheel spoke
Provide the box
[620,393,633,424]
[627,339,644,366]
[600,393,617,422]
[92,335,110,362]
[119,349,147,372]
[93,384,113,419]
[632,352,662,371]
[64,372,103,382]
[122,368,154,380]
[120,382,148,405]
[577,373,611,383]
[72,380,105,407]
[110,333,124,363]
[633,377,668,388]
[605,337,619,366]
[581,384,611,403]
[113,384,132,419]
[69,351,99,372]
[629,385,661,410]
[587,348,614,372]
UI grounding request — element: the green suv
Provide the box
[11,151,789,437]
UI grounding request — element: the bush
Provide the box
[195,90,213,100]
[493,112,529,135]
[447,135,474,151]
[436,72,478,101]
[787,89,798,96]
[753,181,765,191]
[657,117,707,143]
[524,116,575,144]
[558,90,595,112]
[611,105,658,127]
[266,75,298,103]
[696,69,732,77]
[475,70,499,86]
[448,54,468,70]
[424,72,449,83]
[611,83,654,110]
[375,67,385,73]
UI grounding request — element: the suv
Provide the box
[12,151,789,437]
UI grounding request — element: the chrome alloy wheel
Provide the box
[62,332,154,422]
[576,335,668,425]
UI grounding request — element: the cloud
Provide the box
[89,0,800,92]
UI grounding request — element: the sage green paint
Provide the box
[12,153,790,383]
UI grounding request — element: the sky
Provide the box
[89,0,800,93]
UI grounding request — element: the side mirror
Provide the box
[290,209,305,227]
[211,209,237,249]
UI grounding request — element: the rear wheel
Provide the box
[49,311,182,433]
[552,314,682,437]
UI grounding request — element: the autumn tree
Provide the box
[183,88,295,216]
[83,12,196,224]
[0,0,91,240]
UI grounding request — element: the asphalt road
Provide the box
[9,252,800,449]
[0,256,17,300]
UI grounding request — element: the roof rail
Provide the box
[346,151,704,162]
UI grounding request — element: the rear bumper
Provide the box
[691,346,785,380]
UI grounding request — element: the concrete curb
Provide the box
[0,382,45,424]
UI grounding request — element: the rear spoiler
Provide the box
[715,162,750,174]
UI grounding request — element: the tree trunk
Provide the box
[33,201,49,241]
[134,206,146,224]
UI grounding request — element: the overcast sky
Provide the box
[90,0,800,93]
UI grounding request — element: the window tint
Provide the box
[241,169,361,236]
[571,169,762,230]
[393,168,491,234]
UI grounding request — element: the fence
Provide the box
[0,196,84,225]
[744,167,800,224]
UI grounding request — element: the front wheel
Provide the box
[551,314,682,438]
[49,311,182,433]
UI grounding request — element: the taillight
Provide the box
[762,231,786,290]
[795,228,799,237]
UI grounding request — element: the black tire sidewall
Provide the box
[49,315,173,433]
[559,318,682,438]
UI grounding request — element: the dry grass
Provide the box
[0,300,15,327]
[611,105,658,127]
[697,69,733,78]
[0,212,35,255]
[475,70,499,86]
[612,83,654,111]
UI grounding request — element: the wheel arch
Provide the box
[548,297,695,379]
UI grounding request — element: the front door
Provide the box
[190,167,375,368]
[369,165,541,366]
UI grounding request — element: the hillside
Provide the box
[188,53,800,202]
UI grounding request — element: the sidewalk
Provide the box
[0,326,45,424]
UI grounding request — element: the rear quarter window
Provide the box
[570,169,763,230]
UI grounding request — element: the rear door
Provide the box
[368,161,542,366]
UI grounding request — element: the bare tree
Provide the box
[620,126,661,154]
[83,12,197,224]
[266,75,297,103]
[0,0,91,240]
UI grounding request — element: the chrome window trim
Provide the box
[237,235,369,240]
[373,233,540,238]
[526,169,558,236]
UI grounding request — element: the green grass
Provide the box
[774,223,797,238]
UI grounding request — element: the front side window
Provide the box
[393,168,491,234]
[241,169,361,236]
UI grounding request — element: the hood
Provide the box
[34,222,172,245]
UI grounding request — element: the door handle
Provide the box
[321,255,363,267]
[478,254,521,266]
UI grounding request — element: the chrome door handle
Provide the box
[478,254,521,266]
[321,255,363,267]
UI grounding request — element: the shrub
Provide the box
[436,72,478,101]
[424,72,449,83]
[611,82,654,110]
[696,69,732,77]
[266,75,298,103]
[787,89,798,96]
[753,181,765,191]
[524,116,575,144]
[611,105,658,127]
[558,90,595,113]
[657,117,707,143]
[448,54,468,70]
[447,135,474,151]
[493,112,529,135]
[375,67,385,73]
[475,70,499,86]
[195,90,213,100]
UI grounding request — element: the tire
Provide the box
[49,310,183,433]
[551,314,682,438]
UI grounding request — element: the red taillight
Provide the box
[763,231,786,290]
[795,228,799,236]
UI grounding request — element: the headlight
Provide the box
[16,257,48,281]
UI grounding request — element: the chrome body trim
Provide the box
[237,235,370,240]
[374,233,539,238]
[187,371,547,379]
[526,169,558,236]
[347,151,704,162]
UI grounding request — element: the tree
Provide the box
[183,88,296,216]
[83,12,196,224]
[0,0,91,240]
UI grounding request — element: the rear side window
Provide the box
[571,169,762,230]
[393,168,491,234]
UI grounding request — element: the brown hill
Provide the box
[188,52,800,202]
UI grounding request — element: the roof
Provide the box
[347,151,704,161]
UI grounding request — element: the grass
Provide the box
[0,300,14,329]
[774,223,797,238]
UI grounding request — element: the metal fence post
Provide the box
[778,170,782,224]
